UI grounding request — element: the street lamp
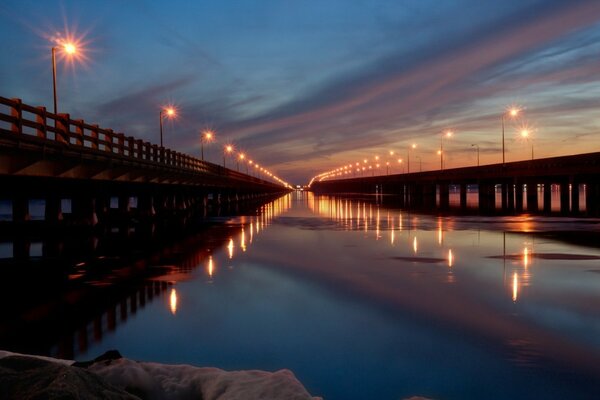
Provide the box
[386,161,390,175]
[159,106,176,147]
[223,144,233,167]
[51,41,77,115]
[471,144,480,166]
[200,130,213,161]
[502,107,521,165]
[440,131,453,170]
[407,144,416,173]
[238,153,245,172]
[520,129,534,160]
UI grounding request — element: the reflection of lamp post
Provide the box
[201,130,213,160]
[502,107,521,165]
[440,131,453,170]
[471,144,480,166]
[159,107,176,147]
[51,42,77,115]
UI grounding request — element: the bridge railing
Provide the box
[0,97,268,183]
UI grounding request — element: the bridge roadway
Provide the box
[0,97,289,225]
[310,152,600,216]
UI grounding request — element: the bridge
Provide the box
[310,152,600,216]
[0,97,290,225]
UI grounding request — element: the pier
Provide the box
[310,153,600,216]
[0,97,290,226]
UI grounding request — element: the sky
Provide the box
[2,0,600,185]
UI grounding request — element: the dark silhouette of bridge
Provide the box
[0,97,289,225]
[310,152,600,216]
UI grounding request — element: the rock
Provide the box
[0,355,140,400]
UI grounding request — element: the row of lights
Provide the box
[48,35,290,189]
[310,106,536,184]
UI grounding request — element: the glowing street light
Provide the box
[51,41,78,115]
[200,130,213,161]
[238,153,246,172]
[520,128,534,160]
[407,143,416,173]
[223,144,234,167]
[502,107,522,165]
[159,106,176,147]
[440,131,453,170]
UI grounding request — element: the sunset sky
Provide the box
[2,0,600,184]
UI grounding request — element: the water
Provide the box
[2,192,600,399]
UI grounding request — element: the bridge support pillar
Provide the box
[13,197,30,222]
[543,183,552,213]
[560,182,570,214]
[586,183,599,216]
[73,197,97,226]
[439,184,450,209]
[478,183,494,212]
[507,183,515,210]
[422,184,436,208]
[515,183,524,212]
[137,195,155,217]
[571,183,580,214]
[526,183,538,212]
[501,183,509,210]
[459,184,467,209]
[45,196,63,223]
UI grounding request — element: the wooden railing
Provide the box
[0,96,269,183]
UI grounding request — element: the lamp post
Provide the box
[416,156,422,172]
[201,130,213,161]
[471,144,480,166]
[407,144,416,173]
[502,107,521,165]
[223,145,233,167]
[521,129,534,160]
[440,131,453,170]
[159,107,176,147]
[51,42,77,115]
[386,161,390,175]
[237,153,245,172]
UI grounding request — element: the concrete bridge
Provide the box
[0,97,289,225]
[310,152,600,216]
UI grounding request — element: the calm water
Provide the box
[4,192,600,399]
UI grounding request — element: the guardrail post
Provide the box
[90,124,99,149]
[73,119,84,146]
[56,113,70,144]
[35,106,47,138]
[105,129,114,153]
[10,98,23,134]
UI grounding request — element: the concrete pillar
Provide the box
[560,182,570,214]
[13,197,30,222]
[119,195,131,214]
[439,183,450,209]
[73,197,97,226]
[478,183,494,212]
[501,183,509,210]
[507,183,515,210]
[543,183,552,213]
[571,183,580,214]
[515,183,524,212]
[526,182,538,212]
[459,184,468,209]
[586,183,599,216]
[422,184,436,208]
[45,196,62,223]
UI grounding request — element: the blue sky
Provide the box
[2,0,600,184]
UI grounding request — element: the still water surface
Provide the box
[29,193,600,398]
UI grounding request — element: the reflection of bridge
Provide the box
[310,152,600,216]
[0,97,289,225]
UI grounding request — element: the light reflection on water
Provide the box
[32,193,600,399]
